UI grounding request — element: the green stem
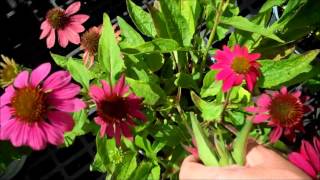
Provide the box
[200,0,227,72]
[221,91,231,122]
[176,88,193,135]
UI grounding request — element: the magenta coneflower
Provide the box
[210,45,261,92]
[246,87,312,142]
[89,75,146,145]
[288,137,320,179]
[40,1,89,48]
[0,63,86,150]
[80,25,121,68]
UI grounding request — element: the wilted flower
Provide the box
[40,1,89,48]
[210,45,261,92]
[0,55,20,88]
[0,63,86,150]
[246,87,312,142]
[89,75,146,145]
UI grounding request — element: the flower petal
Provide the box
[101,80,112,97]
[68,22,85,33]
[253,114,270,123]
[215,68,233,80]
[0,85,15,107]
[49,83,80,100]
[222,74,236,92]
[57,29,69,48]
[43,71,71,91]
[89,85,105,101]
[120,122,132,138]
[248,53,261,61]
[49,98,86,112]
[27,123,47,150]
[106,123,115,137]
[280,86,287,94]
[256,93,271,107]
[115,125,121,145]
[47,110,74,132]
[40,24,52,39]
[0,118,16,140]
[288,152,317,178]
[292,91,301,98]
[30,63,51,87]
[300,140,320,172]
[114,75,126,95]
[64,27,80,44]
[14,71,29,88]
[70,14,89,24]
[65,1,81,16]
[0,106,12,124]
[46,29,56,49]
[269,126,283,143]
[128,109,146,122]
[41,122,64,145]
[11,121,26,147]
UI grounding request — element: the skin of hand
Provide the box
[179,144,311,180]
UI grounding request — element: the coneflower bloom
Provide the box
[288,137,320,179]
[210,45,261,92]
[89,75,146,145]
[246,87,312,142]
[0,55,20,88]
[80,25,121,68]
[40,1,89,48]
[0,63,86,150]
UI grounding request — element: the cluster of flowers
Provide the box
[0,1,318,179]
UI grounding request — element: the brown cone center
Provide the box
[47,8,69,29]
[231,56,250,74]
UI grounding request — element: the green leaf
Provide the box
[123,54,151,82]
[230,86,251,104]
[66,58,92,91]
[117,16,145,48]
[148,4,170,38]
[129,161,153,180]
[200,70,222,98]
[126,78,166,105]
[98,13,124,85]
[51,53,68,68]
[232,120,252,165]
[126,0,156,37]
[189,112,219,166]
[122,38,181,55]
[149,165,161,180]
[191,91,223,121]
[259,0,286,13]
[141,53,164,72]
[259,50,320,88]
[175,73,200,92]
[135,135,156,161]
[115,152,137,180]
[64,110,90,147]
[220,16,284,43]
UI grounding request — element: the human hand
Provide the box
[179,144,311,180]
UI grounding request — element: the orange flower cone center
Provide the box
[231,56,250,74]
[269,94,303,128]
[99,96,127,121]
[11,87,47,123]
[47,8,69,29]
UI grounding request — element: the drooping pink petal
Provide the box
[215,68,233,80]
[314,137,320,155]
[245,73,254,92]
[234,75,243,86]
[248,53,261,61]
[49,98,86,112]
[0,106,12,124]
[14,71,29,88]
[128,109,146,122]
[300,140,320,171]
[68,22,85,33]
[41,122,64,145]
[43,71,71,91]
[10,121,26,147]
[114,75,126,95]
[65,1,81,16]
[47,111,74,132]
[120,123,132,138]
[252,114,270,123]
[280,86,287,94]
[106,123,115,137]
[288,152,317,178]
[292,91,302,98]
[40,20,50,30]
[222,74,236,92]
[89,85,105,101]
[101,80,112,96]
[99,124,107,137]
[94,117,104,125]
[30,63,51,87]
[27,123,47,150]
[0,118,16,140]
[57,29,69,48]
[0,85,15,107]
[269,126,283,143]
[63,27,80,44]
[46,30,56,49]
[70,14,89,24]
[49,83,80,99]
[40,26,52,40]
[115,125,121,145]
[256,93,271,107]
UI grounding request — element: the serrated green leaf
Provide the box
[126,78,166,105]
[220,16,284,43]
[117,16,145,48]
[66,58,92,91]
[191,91,223,121]
[232,120,252,165]
[189,112,219,166]
[175,72,199,92]
[259,50,320,88]
[122,38,181,55]
[126,0,156,37]
[98,13,124,85]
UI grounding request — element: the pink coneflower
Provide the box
[89,75,146,145]
[40,2,89,48]
[80,25,121,68]
[246,87,312,143]
[0,63,86,150]
[210,45,261,92]
[288,137,320,179]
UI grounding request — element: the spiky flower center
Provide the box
[98,96,128,121]
[0,61,18,86]
[11,87,48,123]
[81,29,100,54]
[231,56,250,74]
[46,8,69,29]
[269,94,304,128]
